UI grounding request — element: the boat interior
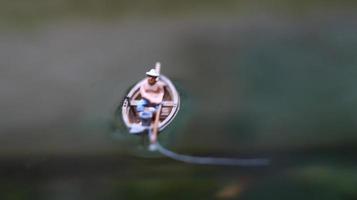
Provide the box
[127,86,175,124]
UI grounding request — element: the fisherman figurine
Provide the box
[129,62,165,139]
[136,63,165,113]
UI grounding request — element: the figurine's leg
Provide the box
[130,99,149,133]
[136,99,148,112]
[148,104,159,120]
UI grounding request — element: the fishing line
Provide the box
[153,142,270,166]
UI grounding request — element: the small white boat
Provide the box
[122,74,180,133]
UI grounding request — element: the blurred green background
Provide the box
[1,0,357,199]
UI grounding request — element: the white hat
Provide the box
[146,69,160,77]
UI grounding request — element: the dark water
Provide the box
[1,1,357,199]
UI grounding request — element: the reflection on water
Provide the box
[0,1,357,199]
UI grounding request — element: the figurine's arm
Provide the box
[139,84,150,100]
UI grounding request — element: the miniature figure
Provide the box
[136,63,165,113]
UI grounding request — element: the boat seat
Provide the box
[160,107,171,117]
[130,100,173,118]
[130,100,176,107]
